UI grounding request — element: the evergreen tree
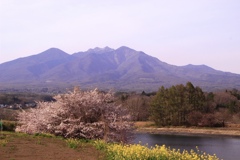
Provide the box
[150,82,206,126]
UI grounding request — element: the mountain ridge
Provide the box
[0,46,240,92]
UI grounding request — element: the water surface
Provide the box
[132,133,240,160]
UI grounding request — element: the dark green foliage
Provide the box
[141,91,156,97]
[150,82,207,126]
[150,82,240,127]
[1,120,17,131]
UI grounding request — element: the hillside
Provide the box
[0,46,240,92]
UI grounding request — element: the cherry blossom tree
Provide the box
[16,87,133,142]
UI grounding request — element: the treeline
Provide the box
[0,93,55,105]
[1,83,240,128]
[0,93,55,121]
[119,82,240,127]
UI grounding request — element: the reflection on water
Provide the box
[132,133,240,160]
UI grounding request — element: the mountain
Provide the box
[0,46,240,92]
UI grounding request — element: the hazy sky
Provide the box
[0,0,240,73]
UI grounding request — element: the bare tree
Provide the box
[16,87,133,142]
[124,95,150,121]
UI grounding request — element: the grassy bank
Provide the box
[134,121,240,137]
[0,131,220,160]
[0,131,105,160]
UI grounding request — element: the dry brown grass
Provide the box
[134,121,156,128]
[134,121,240,137]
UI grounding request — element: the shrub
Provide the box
[1,120,17,131]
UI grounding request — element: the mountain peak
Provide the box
[86,46,114,54]
[45,47,62,51]
[117,46,135,51]
[35,48,69,59]
[41,48,68,55]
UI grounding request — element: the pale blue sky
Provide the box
[0,0,240,73]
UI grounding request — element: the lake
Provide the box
[132,133,240,160]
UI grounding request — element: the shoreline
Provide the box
[135,127,240,137]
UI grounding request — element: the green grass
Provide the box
[65,138,84,149]
[0,139,8,147]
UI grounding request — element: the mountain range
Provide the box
[0,46,240,92]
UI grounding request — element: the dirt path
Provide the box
[0,132,105,160]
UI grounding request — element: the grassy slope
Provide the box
[0,132,105,160]
[0,130,222,160]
